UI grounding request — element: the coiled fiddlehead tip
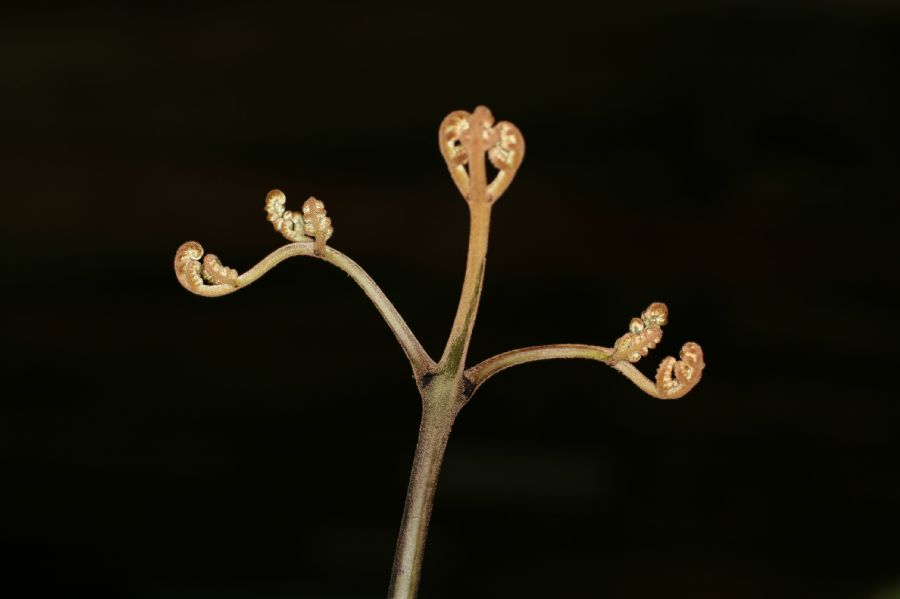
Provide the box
[439,110,473,198]
[611,302,669,363]
[302,196,333,255]
[265,188,309,243]
[175,241,205,292]
[609,303,704,400]
[174,241,239,294]
[438,106,525,204]
[485,119,525,202]
[202,254,239,286]
[655,342,705,400]
[641,302,668,327]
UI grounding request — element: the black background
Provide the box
[2,2,899,598]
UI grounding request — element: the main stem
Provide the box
[388,379,462,599]
[389,109,495,598]
[387,198,489,597]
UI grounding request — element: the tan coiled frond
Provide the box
[265,189,311,242]
[201,254,239,286]
[174,241,239,295]
[609,302,668,363]
[174,241,205,292]
[301,197,333,256]
[608,303,704,400]
[439,106,525,204]
[655,342,705,400]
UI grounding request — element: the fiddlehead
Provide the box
[486,120,525,201]
[608,302,668,363]
[265,189,333,255]
[174,241,205,291]
[439,106,525,204]
[608,303,705,400]
[438,110,472,199]
[174,241,240,295]
[265,189,310,242]
[301,197,333,256]
[201,254,239,286]
[655,342,705,399]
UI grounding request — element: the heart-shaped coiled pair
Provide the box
[439,105,525,204]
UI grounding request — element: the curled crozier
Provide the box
[201,254,239,286]
[485,120,524,201]
[439,106,525,204]
[439,110,473,198]
[174,241,239,295]
[301,197,333,255]
[174,241,205,292]
[610,302,668,363]
[265,189,311,242]
[655,342,705,399]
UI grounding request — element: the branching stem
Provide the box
[176,105,704,599]
[438,107,493,373]
[186,242,434,378]
[466,344,684,400]
[467,344,613,393]
[437,201,491,373]
[391,109,497,598]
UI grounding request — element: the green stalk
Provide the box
[387,374,463,599]
[387,198,489,597]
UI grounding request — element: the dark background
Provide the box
[2,2,898,598]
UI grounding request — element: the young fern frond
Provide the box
[174,241,240,293]
[201,254,239,286]
[438,105,525,204]
[465,301,704,401]
[656,341,706,399]
[174,241,207,292]
[175,199,433,377]
[264,188,308,242]
[608,301,668,364]
[608,303,705,400]
[301,197,333,256]
[174,105,705,599]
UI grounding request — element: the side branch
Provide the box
[466,340,704,400]
[175,241,435,376]
[324,248,436,375]
[466,344,613,394]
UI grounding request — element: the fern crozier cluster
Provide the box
[173,104,706,599]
